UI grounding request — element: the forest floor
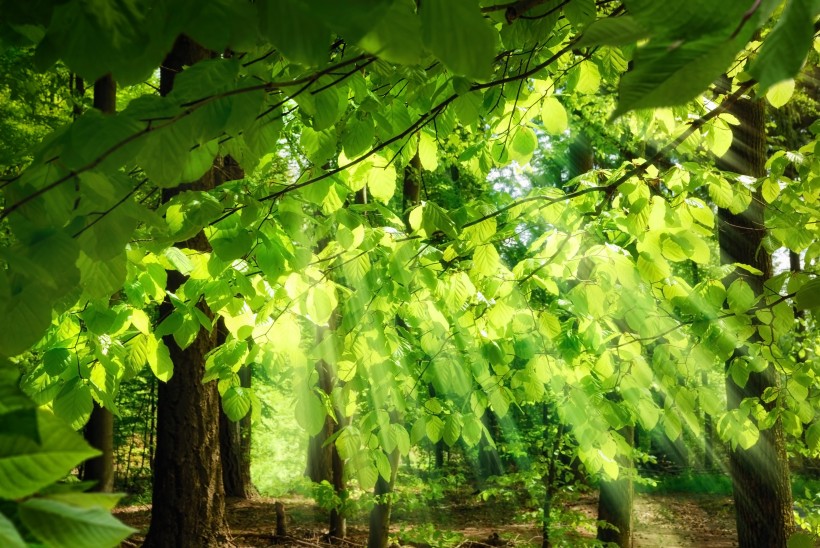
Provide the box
[115,491,738,547]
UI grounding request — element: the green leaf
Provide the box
[569,60,600,94]
[20,498,135,548]
[258,0,331,66]
[787,533,817,548]
[357,156,396,203]
[453,91,483,126]
[509,126,537,165]
[708,177,733,208]
[222,386,252,421]
[52,379,93,430]
[727,279,755,313]
[409,201,459,238]
[461,414,482,446]
[0,410,99,499]
[342,115,375,159]
[43,492,122,511]
[43,348,72,376]
[613,35,743,118]
[420,0,496,80]
[425,415,444,443]
[576,16,649,47]
[761,178,781,203]
[373,449,392,481]
[301,126,338,166]
[765,78,795,109]
[795,279,820,310]
[0,511,26,548]
[807,421,820,452]
[443,414,462,447]
[311,82,346,131]
[356,456,378,490]
[750,0,820,94]
[472,244,500,277]
[358,0,423,65]
[146,334,174,382]
[390,423,411,456]
[564,0,596,29]
[77,251,127,301]
[305,282,337,325]
[418,132,438,171]
[541,96,568,134]
[295,391,326,436]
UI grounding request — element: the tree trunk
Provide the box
[367,446,401,548]
[220,364,255,498]
[701,370,715,471]
[478,409,504,479]
[143,35,231,548]
[82,73,116,494]
[541,404,562,548]
[596,425,633,547]
[402,152,422,227]
[305,360,333,486]
[717,97,794,548]
[567,131,593,179]
[83,401,114,492]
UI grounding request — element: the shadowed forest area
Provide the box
[1,1,820,547]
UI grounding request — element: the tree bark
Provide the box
[567,131,593,179]
[220,364,255,499]
[541,404,562,548]
[81,73,117,494]
[402,152,422,228]
[367,446,401,548]
[717,97,794,548]
[478,409,503,479]
[596,425,634,547]
[83,401,115,492]
[143,35,231,548]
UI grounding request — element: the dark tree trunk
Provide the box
[305,333,334,486]
[717,97,794,548]
[82,73,116,494]
[402,152,422,227]
[220,364,255,499]
[83,401,114,492]
[701,370,715,471]
[478,409,503,479]
[143,36,231,548]
[541,404,562,548]
[365,157,424,548]
[367,447,401,548]
[567,131,593,179]
[596,425,634,547]
[305,312,347,540]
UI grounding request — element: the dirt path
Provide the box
[115,492,739,547]
[633,493,737,547]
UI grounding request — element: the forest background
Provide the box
[1,0,820,547]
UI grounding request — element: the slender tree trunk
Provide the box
[717,97,794,548]
[701,371,715,470]
[143,36,230,548]
[82,73,117,494]
[478,409,504,479]
[567,130,593,179]
[220,364,255,498]
[367,446,401,548]
[83,401,115,492]
[402,153,422,226]
[219,318,255,499]
[541,404,562,548]
[596,425,634,547]
[366,159,423,548]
